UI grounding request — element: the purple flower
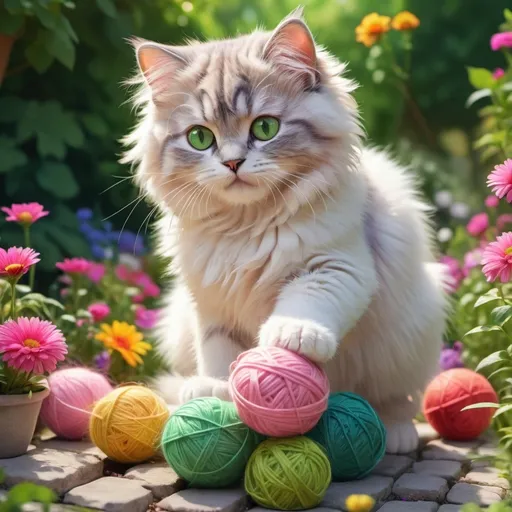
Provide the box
[77,208,93,221]
[95,351,111,372]
[440,342,464,371]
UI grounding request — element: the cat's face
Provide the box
[127,13,359,215]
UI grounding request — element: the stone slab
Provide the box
[372,455,413,478]
[446,482,505,506]
[438,507,463,512]
[63,477,152,512]
[378,502,439,512]
[422,439,481,462]
[251,509,338,512]
[461,467,509,490]
[158,488,249,512]
[392,474,448,502]
[412,460,462,481]
[415,423,440,448]
[125,462,186,499]
[0,448,103,494]
[321,476,393,510]
[40,439,106,459]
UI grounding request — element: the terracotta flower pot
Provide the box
[0,385,50,458]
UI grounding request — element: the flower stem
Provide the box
[10,281,17,320]
[24,226,35,291]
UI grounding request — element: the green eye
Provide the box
[187,126,215,150]
[251,116,280,141]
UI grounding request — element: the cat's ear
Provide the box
[132,38,188,99]
[263,12,318,89]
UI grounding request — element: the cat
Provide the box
[122,9,448,454]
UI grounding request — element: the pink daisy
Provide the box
[490,32,512,51]
[0,247,40,280]
[135,306,160,330]
[88,303,110,322]
[1,203,49,225]
[0,317,67,374]
[87,262,106,283]
[487,159,512,203]
[493,68,505,80]
[439,255,463,293]
[481,232,512,283]
[485,195,499,208]
[56,258,92,275]
[466,213,489,237]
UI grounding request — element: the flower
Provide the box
[493,68,505,80]
[440,255,463,293]
[391,11,420,31]
[95,351,111,372]
[355,13,391,47]
[487,159,512,203]
[450,202,470,219]
[434,190,452,209]
[116,265,160,299]
[111,230,145,255]
[2,203,49,226]
[95,321,152,367]
[87,262,106,283]
[440,342,464,371]
[490,32,512,51]
[76,208,93,221]
[0,247,40,281]
[88,303,111,322]
[463,248,483,276]
[497,214,512,232]
[481,232,512,283]
[135,306,160,330]
[485,195,500,208]
[0,317,67,374]
[345,494,375,512]
[56,258,92,275]
[466,213,489,237]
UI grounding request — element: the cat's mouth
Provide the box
[225,176,255,189]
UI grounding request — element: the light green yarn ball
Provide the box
[244,437,331,510]
[306,392,386,481]
[161,397,261,488]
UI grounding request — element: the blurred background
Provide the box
[0,0,510,285]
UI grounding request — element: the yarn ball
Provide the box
[161,397,261,488]
[90,385,169,463]
[423,368,498,440]
[39,367,113,440]
[245,437,331,510]
[307,392,386,481]
[229,346,329,437]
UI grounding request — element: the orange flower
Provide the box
[355,13,391,47]
[392,11,420,31]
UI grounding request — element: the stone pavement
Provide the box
[0,423,509,512]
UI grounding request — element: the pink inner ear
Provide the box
[279,22,316,66]
[138,46,167,75]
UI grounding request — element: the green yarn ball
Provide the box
[245,437,331,510]
[307,392,386,481]
[161,397,261,488]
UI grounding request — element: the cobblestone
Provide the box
[158,488,249,512]
[378,502,439,512]
[437,506,463,512]
[446,482,505,506]
[125,462,186,499]
[422,439,481,462]
[372,455,414,478]
[39,439,106,460]
[393,474,449,502]
[412,460,463,481]
[461,467,510,490]
[415,423,440,448]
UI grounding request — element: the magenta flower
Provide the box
[440,342,464,371]
[0,317,67,374]
[1,203,49,226]
[463,248,483,276]
[0,247,40,280]
[135,306,160,330]
[466,213,489,237]
[56,258,92,275]
[493,68,505,80]
[488,159,512,203]
[481,232,512,283]
[87,263,106,283]
[88,303,111,322]
[490,32,512,51]
[115,264,131,281]
[440,255,463,293]
[485,195,500,208]
[497,214,512,232]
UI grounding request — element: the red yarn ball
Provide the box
[423,368,498,440]
[228,347,329,437]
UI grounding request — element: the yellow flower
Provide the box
[95,321,152,367]
[355,13,391,47]
[392,11,420,31]
[345,494,376,512]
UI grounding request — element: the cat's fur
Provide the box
[123,10,448,454]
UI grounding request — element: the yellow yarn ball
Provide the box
[89,385,169,463]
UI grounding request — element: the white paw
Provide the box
[258,316,337,363]
[385,421,418,454]
[179,376,231,404]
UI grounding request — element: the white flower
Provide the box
[434,190,452,208]
[437,227,453,243]
[450,202,470,219]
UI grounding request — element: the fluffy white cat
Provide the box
[123,10,448,454]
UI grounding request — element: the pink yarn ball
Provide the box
[228,347,329,437]
[40,367,113,440]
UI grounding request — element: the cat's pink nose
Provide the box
[222,159,245,173]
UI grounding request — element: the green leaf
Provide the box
[491,305,512,326]
[465,325,504,337]
[467,67,495,90]
[37,162,79,199]
[0,136,27,173]
[474,131,505,150]
[47,225,92,259]
[466,88,492,108]
[24,32,54,73]
[60,314,76,323]
[505,8,512,21]
[15,284,31,294]
[31,3,57,30]
[461,402,499,411]
[47,30,75,69]
[6,482,57,505]
[475,350,508,372]
[4,0,22,10]
[82,114,108,136]
[30,232,63,272]
[0,96,26,123]
[474,288,500,308]
[96,0,117,18]
[494,403,512,418]
[0,12,23,34]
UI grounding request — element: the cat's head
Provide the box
[124,10,361,218]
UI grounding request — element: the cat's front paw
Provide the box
[179,376,231,404]
[385,421,419,454]
[259,316,337,363]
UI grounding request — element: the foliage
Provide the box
[461,502,512,512]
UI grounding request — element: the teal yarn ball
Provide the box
[161,397,262,488]
[306,392,386,481]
